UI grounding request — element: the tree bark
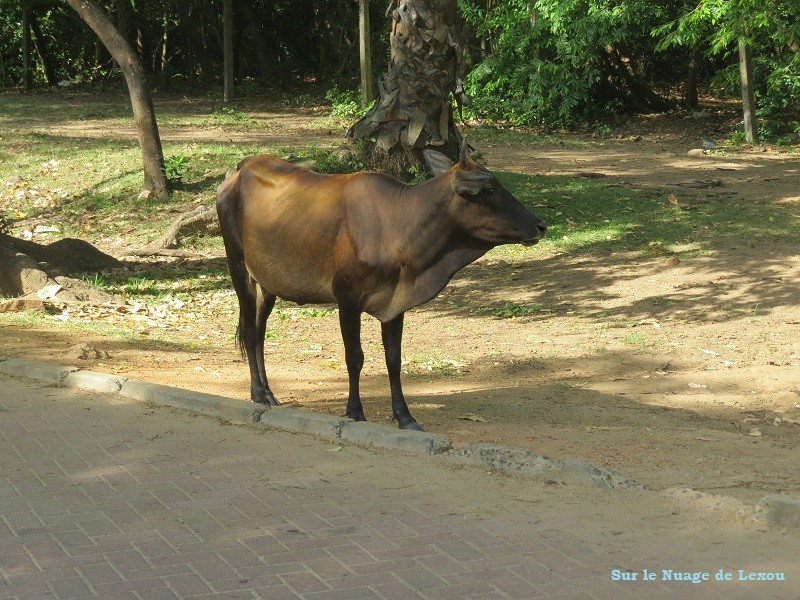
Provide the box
[346,0,467,179]
[738,38,758,144]
[22,5,33,90]
[223,0,234,102]
[359,0,373,107]
[601,46,674,112]
[28,11,59,85]
[67,0,170,198]
[683,48,700,110]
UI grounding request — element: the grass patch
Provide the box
[488,171,800,260]
[473,302,543,319]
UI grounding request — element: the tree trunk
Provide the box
[683,48,700,110]
[22,5,33,90]
[29,12,59,85]
[359,0,373,107]
[240,0,272,81]
[223,0,234,102]
[601,46,674,112]
[67,0,170,198]
[738,38,758,144]
[346,0,467,179]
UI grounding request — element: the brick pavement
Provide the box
[0,373,797,599]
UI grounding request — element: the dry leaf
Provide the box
[457,414,488,423]
[748,428,762,437]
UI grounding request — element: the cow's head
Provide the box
[423,142,546,247]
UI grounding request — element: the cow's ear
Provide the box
[423,150,454,177]
[452,170,493,196]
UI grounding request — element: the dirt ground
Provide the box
[2,102,799,506]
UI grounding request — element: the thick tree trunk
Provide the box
[67,0,170,198]
[346,0,467,179]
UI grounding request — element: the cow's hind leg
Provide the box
[253,286,279,405]
[381,313,422,431]
[230,260,278,406]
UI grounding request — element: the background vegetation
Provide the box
[1,0,798,135]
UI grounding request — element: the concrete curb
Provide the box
[259,406,352,439]
[756,494,800,528]
[0,357,78,385]
[449,444,642,490]
[340,421,452,455]
[2,356,799,526]
[120,380,266,424]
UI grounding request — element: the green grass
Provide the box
[473,302,543,319]
[489,171,800,260]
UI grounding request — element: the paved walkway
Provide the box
[0,373,797,599]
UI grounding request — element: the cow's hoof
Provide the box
[399,421,424,432]
[254,391,280,406]
[346,410,367,422]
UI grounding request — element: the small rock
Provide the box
[687,149,706,157]
[665,257,681,266]
[67,344,111,361]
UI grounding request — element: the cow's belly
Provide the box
[245,259,336,305]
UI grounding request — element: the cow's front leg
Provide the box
[338,304,366,421]
[381,313,423,431]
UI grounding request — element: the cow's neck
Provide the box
[380,182,492,320]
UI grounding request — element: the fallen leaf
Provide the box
[457,414,488,423]
[748,428,762,437]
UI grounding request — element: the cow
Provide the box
[216,141,546,431]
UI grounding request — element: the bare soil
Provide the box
[3,103,799,505]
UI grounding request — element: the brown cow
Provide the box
[216,142,546,430]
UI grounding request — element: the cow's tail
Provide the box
[234,323,247,359]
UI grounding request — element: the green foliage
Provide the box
[325,86,367,120]
[163,154,190,182]
[459,0,676,127]
[655,0,800,139]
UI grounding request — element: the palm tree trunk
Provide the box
[347,0,467,179]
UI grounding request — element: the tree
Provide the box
[459,0,675,128]
[358,0,373,106]
[347,0,468,179]
[66,0,170,198]
[655,0,800,141]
